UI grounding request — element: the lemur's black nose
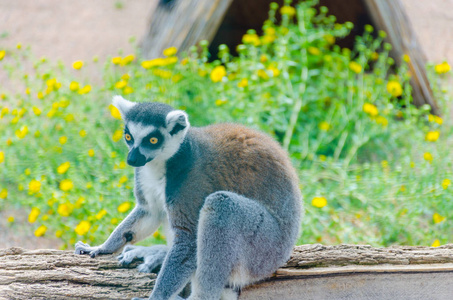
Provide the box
[127,147,147,167]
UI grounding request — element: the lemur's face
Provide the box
[112,96,190,167]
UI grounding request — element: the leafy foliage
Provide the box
[0,0,451,248]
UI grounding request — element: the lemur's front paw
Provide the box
[118,245,168,273]
[74,241,105,258]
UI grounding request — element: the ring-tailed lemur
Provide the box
[75,96,302,300]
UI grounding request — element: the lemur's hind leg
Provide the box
[188,191,288,300]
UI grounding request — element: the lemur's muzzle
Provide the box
[127,147,148,167]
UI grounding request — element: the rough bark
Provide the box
[1,244,452,299]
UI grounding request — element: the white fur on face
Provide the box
[126,122,157,148]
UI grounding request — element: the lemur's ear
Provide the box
[112,95,135,120]
[166,110,190,135]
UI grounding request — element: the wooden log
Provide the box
[1,244,452,299]
[362,0,439,115]
[140,0,234,59]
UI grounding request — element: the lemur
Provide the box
[75,96,302,300]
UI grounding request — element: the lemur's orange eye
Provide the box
[125,133,132,141]
[150,137,158,144]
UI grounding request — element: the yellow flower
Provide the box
[34,225,47,237]
[24,168,31,176]
[0,151,4,163]
[55,230,63,238]
[172,74,183,83]
[311,197,327,208]
[32,106,42,116]
[15,125,29,139]
[118,202,132,213]
[431,239,441,247]
[28,207,40,223]
[210,66,226,83]
[324,34,335,45]
[57,203,73,217]
[79,129,87,137]
[59,136,68,145]
[123,86,134,95]
[403,54,410,63]
[319,121,330,131]
[375,116,388,127]
[29,179,41,194]
[363,103,378,116]
[349,61,362,74]
[7,216,14,223]
[441,179,451,189]
[433,212,446,224]
[237,78,248,88]
[386,80,403,97]
[268,66,280,77]
[109,104,122,120]
[111,218,119,225]
[423,152,433,162]
[242,33,260,46]
[69,81,80,91]
[119,161,126,169]
[75,220,91,236]
[112,130,123,142]
[425,131,440,142]
[215,99,228,106]
[122,54,135,65]
[96,209,107,220]
[114,80,127,89]
[119,175,128,185]
[59,179,74,192]
[280,5,296,17]
[257,69,269,80]
[72,60,84,70]
[0,50,5,60]
[0,188,7,199]
[308,47,321,56]
[88,149,95,157]
[1,106,9,117]
[78,85,91,95]
[112,56,122,65]
[57,162,70,174]
[434,61,451,74]
[434,116,443,125]
[64,114,74,122]
[153,69,172,79]
[163,47,177,56]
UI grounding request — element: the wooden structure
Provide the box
[1,244,452,299]
[141,0,438,114]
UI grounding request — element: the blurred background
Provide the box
[0,0,451,250]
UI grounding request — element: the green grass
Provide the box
[0,0,451,249]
